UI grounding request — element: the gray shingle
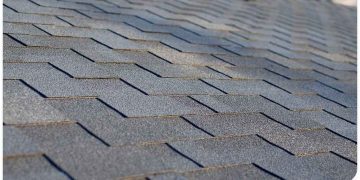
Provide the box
[262,129,356,161]
[265,79,331,95]
[4,47,78,63]
[263,93,342,111]
[47,144,199,179]
[31,0,101,11]
[74,49,167,64]
[9,34,109,51]
[4,126,40,157]
[139,64,228,79]
[4,11,70,26]
[191,95,280,113]
[100,95,214,117]
[325,107,356,124]
[316,68,357,81]
[183,113,288,136]
[5,0,82,17]
[264,109,356,140]
[152,51,232,66]
[4,22,49,36]
[4,80,68,125]
[203,79,283,95]
[213,54,279,68]
[266,66,313,80]
[4,155,70,180]
[222,46,310,69]
[148,164,279,180]
[15,123,106,152]
[211,66,286,81]
[3,34,24,47]
[311,55,357,71]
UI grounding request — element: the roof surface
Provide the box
[3,0,357,179]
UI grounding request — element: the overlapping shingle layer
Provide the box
[3,0,357,179]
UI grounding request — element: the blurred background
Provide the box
[332,0,357,6]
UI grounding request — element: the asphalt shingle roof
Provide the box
[3,0,357,179]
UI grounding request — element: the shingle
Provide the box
[211,66,286,81]
[9,34,109,51]
[266,66,313,80]
[4,155,69,180]
[3,34,24,47]
[59,15,130,29]
[4,126,40,157]
[4,80,68,125]
[148,164,279,180]
[165,40,230,54]
[317,90,357,108]
[311,55,357,71]
[325,107,356,124]
[15,123,106,152]
[4,22,49,35]
[152,50,232,66]
[5,0,82,17]
[213,54,279,68]
[100,95,214,117]
[74,49,167,64]
[263,93,342,111]
[222,46,310,69]
[320,79,356,94]
[4,47,77,63]
[191,95,280,113]
[183,113,288,136]
[203,79,283,95]
[47,144,199,179]
[316,68,357,81]
[263,129,356,161]
[31,0,101,11]
[265,79,330,95]
[167,135,285,166]
[48,99,210,145]
[36,24,108,38]
[260,152,356,180]
[139,63,228,79]
[37,24,148,50]
[4,11,70,26]
[264,109,355,140]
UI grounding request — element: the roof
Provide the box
[3,0,357,179]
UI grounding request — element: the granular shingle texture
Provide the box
[3,0,357,179]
